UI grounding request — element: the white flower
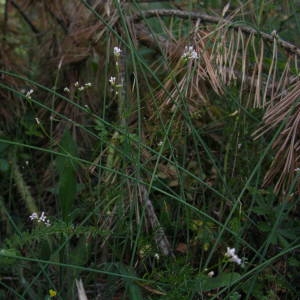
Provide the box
[113,46,122,57]
[109,76,116,85]
[154,253,160,260]
[225,247,242,265]
[29,212,38,220]
[39,211,46,222]
[35,117,40,125]
[207,271,215,277]
[74,81,79,87]
[182,45,198,60]
[78,86,85,91]
[29,211,51,226]
[189,51,198,59]
[25,89,34,99]
[84,82,92,87]
[229,255,242,265]
[225,247,236,257]
[63,87,70,93]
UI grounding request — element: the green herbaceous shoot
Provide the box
[1,0,300,299]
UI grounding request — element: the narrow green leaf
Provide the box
[56,130,78,221]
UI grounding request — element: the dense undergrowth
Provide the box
[1,0,300,299]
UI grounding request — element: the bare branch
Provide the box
[131,9,300,56]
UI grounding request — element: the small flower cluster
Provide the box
[63,82,92,93]
[29,211,51,227]
[113,46,122,57]
[182,45,199,60]
[154,253,160,261]
[225,247,242,265]
[109,76,116,86]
